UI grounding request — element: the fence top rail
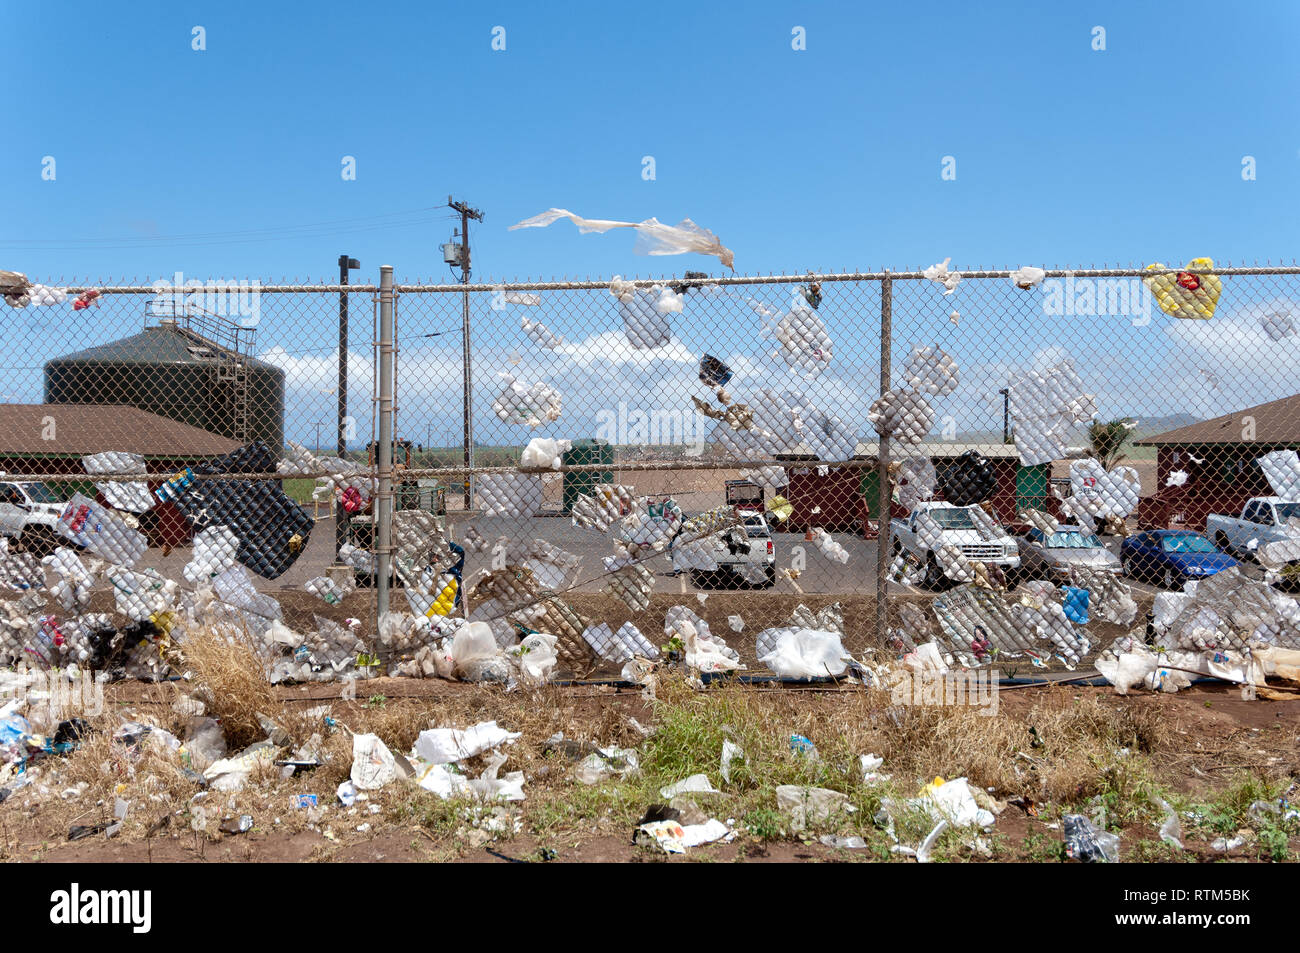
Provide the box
[32,262,1300,295]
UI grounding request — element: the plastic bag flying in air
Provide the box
[510,208,736,270]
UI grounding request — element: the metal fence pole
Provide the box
[376,265,395,618]
[875,274,892,648]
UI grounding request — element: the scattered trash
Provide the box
[219,814,254,835]
[1063,813,1120,863]
[776,785,851,833]
[720,740,744,784]
[819,834,868,849]
[660,774,720,799]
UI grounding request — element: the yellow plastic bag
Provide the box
[1143,257,1222,319]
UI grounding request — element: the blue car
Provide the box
[1120,530,1238,589]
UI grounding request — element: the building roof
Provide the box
[1134,394,1300,446]
[46,323,280,371]
[0,404,241,457]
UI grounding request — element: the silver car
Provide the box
[1014,526,1121,582]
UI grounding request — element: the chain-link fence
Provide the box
[2,262,1299,684]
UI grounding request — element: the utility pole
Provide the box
[998,388,1010,443]
[448,196,483,511]
[313,420,325,453]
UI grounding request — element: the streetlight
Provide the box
[998,388,1010,443]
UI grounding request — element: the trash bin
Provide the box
[562,438,614,514]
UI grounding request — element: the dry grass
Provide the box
[176,628,281,750]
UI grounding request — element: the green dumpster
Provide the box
[562,438,614,513]
[859,469,882,519]
[1015,464,1049,512]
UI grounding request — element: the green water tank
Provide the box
[562,438,614,513]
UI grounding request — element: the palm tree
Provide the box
[1088,418,1137,469]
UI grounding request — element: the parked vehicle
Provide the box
[1206,497,1300,560]
[0,480,66,556]
[1120,529,1237,590]
[1014,525,1121,582]
[692,510,776,589]
[891,501,1020,589]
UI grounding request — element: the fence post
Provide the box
[376,265,395,618]
[875,274,892,648]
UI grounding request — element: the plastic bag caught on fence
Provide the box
[491,374,563,427]
[1258,450,1300,499]
[1007,360,1097,467]
[56,493,147,567]
[756,627,848,679]
[520,437,571,471]
[936,451,996,506]
[771,299,833,380]
[1261,309,1297,341]
[615,286,674,349]
[184,526,239,583]
[582,621,658,663]
[665,607,743,673]
[520,316,563,349]
[1069,459,1140,519]
[809,528,849,564]
[477,473,544,518]
[894,456,937,509]
[510,208,736,270]
[571,484,635,532]
[177,442,314,579]
[43,546,95,613]
[1143,258,1221,320]
[1009,266,1047,289]
[604,558,654,612]
[110,567,177,621]
[869,389,933,444]
[82,452,154,513]
[922,258,961,294]
[903,345,959,397]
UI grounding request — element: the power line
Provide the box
[0,209,459,250]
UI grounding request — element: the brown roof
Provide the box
[1135,394,1300,447]
[0,404,241,457]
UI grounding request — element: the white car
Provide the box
[1206,497,1300,559]
[891,501,1021,589]
[0,480,67,556]
[685,510,776,589]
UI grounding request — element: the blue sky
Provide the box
[2,0,1298,281]
[2,1,1298,447]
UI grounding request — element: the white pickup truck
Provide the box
[1206,497,1300,560]
[0,480,67,556]
[891,501,1021,588]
